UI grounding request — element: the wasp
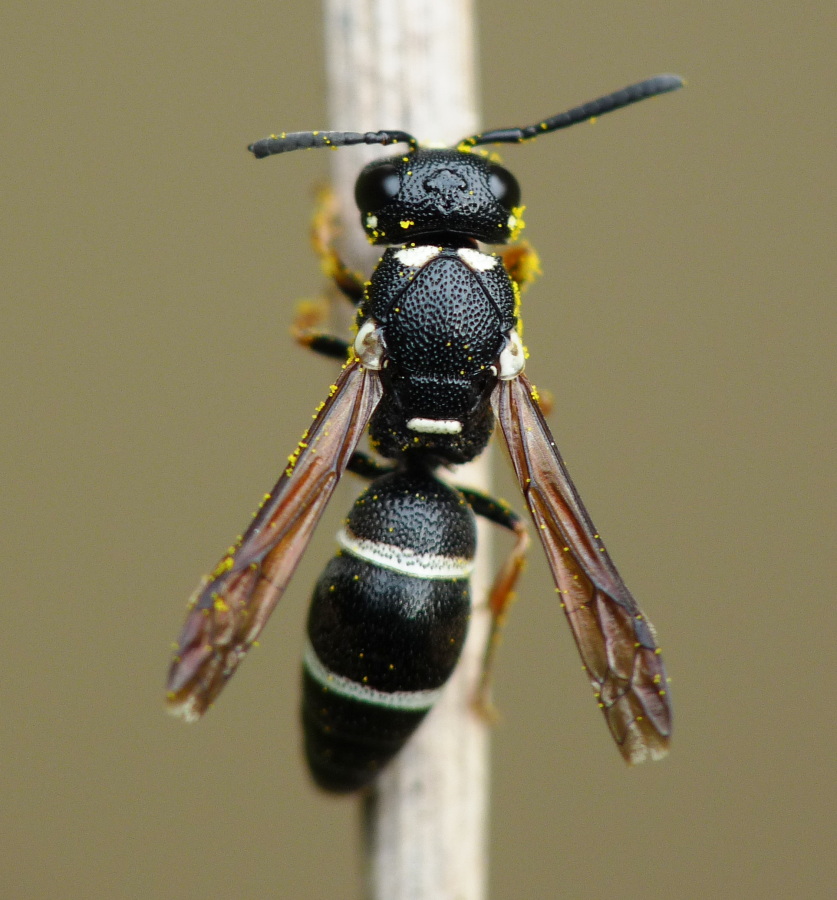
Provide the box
[166,74,682,792]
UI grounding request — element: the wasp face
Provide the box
[354,149,522,245]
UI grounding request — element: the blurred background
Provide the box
[2,1,834,897]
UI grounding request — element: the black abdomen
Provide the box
[302,466,475,792]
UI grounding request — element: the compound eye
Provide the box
[355,163,401,212]
[487,164,521,211]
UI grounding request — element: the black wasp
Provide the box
[167,74,682,792]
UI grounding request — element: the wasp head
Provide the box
[354,149,522,245]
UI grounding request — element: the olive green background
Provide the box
[2,2,834,898]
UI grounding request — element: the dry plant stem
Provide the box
[322,2,490,899]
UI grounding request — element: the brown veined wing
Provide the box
[492,374,672,763]
[166,360,383,721]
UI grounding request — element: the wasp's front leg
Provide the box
[311,186,366,305]
[501,241,541,294]
[292,188,369,361]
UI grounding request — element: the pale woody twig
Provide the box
[322,2,490,898]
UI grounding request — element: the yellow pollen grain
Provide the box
[212,556,234,577]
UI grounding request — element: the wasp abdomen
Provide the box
[303,467,475,792]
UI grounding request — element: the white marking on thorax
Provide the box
[406,417,463,435]
[394,246,442,267]
[354,318,385,370]
[456,248,498,271]
[304,640,443,711]
[497,328,525,379]
[338,528,474,579]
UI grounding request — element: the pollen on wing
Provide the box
[212,556,234,578]
[285,442,304,476]
[253,494,272,516]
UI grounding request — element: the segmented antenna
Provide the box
[458,74,683,148]
[248,129,418,159]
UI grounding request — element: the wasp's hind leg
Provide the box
[457,486,530,721]
[346,451,397,481]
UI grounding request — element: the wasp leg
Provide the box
[346,451,397,481]
[500,241,541,293]
[457,487,530,721]
[293,189,368,360]
[297,331,353,361]
[312,186,366,305]
[290,297,352,359]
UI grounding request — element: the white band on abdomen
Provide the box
[337,528,474,579]
[303,640,443,710]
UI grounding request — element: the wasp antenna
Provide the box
[460,74,684,148]
[248,129,418,159]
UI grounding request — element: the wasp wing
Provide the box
[492,375,672,763]
[167,360,383,721]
